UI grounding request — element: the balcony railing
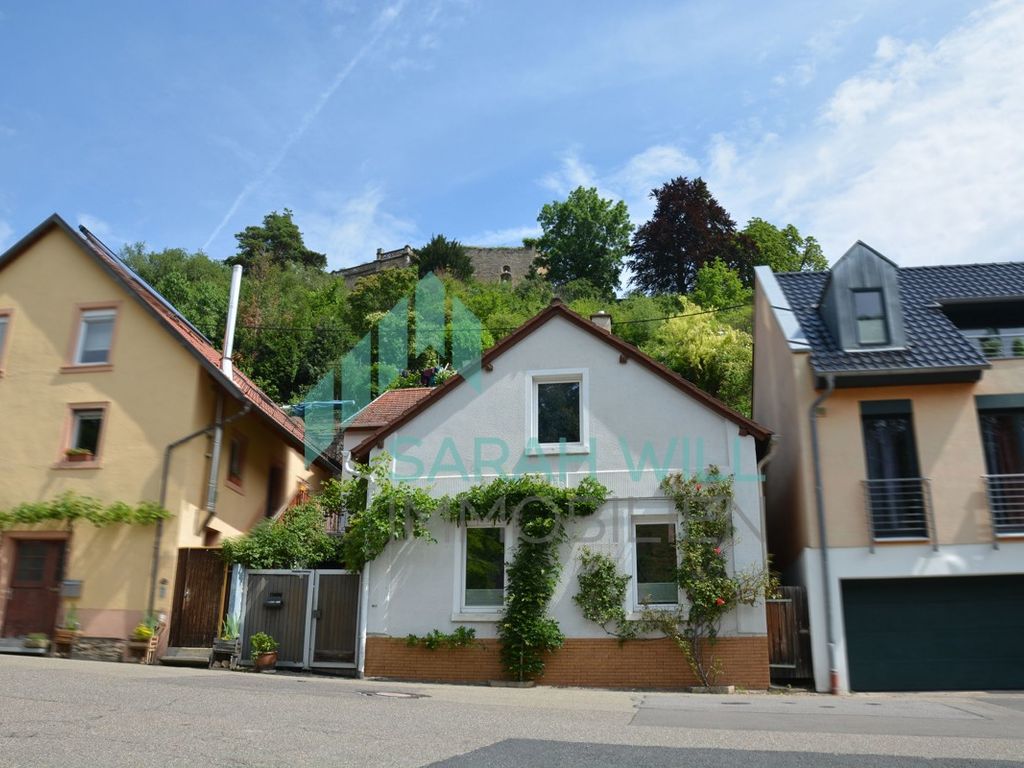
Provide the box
[862,477,936,551]
[983,474,1024,544]
[965,331,1024,360]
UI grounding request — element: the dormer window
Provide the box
[853,289,888,346]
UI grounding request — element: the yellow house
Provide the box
[753,243,1024,693]
[0,214,329,657]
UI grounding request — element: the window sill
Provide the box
[226,479,245,495]
[52,461,103,470]
[870,536,931,545]
[626,607,678,620]
[60,364,113,374]
[451,612,502,623]
[526,444,590,456]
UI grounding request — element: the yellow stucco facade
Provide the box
[0,222,325,642]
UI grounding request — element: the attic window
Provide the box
[853,289,888,346]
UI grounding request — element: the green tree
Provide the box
[527,186,633,297]
[414,234,474,280]
[229,209,327,271]
[643,297,753,415]
[121,243,231,338]
[691,258,752,310]
[345,267,419,337]
[742,218,827,272]
[627,177,755,294]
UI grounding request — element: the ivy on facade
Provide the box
[0,492,170,530]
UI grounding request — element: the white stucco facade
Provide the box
[360,312,769,646]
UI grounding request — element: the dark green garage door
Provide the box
[842,575,1024,691]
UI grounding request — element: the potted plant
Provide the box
[53,604,82,656]
[250,632,279,671]
[65,447,94,463]
[23,633,49,651]
[210,614,241,669]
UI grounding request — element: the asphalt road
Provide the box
[1,656,1022,767]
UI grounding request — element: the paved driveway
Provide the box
[1,657,1022,767]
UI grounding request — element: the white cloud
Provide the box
[463,224,540,247]
[77,213,127,246]
[300,186,419,269]
[706,0,1024,266]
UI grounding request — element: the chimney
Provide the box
[221,265,243,380]
[590,311,612,332]
[376,247,384,260]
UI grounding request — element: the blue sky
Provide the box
[2,0,1021,272]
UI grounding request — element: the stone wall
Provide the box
[72,637,126,663]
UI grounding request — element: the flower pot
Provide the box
[23,637,50,650]
[253,651,278,671]
[65,452,93,463]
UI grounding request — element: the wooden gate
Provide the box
[239,569,359,669]
[169,548,227,647]
[766,585,813,682]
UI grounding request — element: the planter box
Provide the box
[689,685,736,694]
[489,680,536,688]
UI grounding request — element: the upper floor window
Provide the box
[528,369,588,453]
[0,311,11,374]
[853,289,888,346]
[227,433,247,490]
[60,403,108,466]
[74,308,117,366]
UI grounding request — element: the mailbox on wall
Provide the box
[60,580,82,599]
[263,593,284,609]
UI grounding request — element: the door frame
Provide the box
[308,569,359,670]
[0,531,70,636]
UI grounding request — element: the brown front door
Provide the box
[169,548,227,647]
[2,540,65,637]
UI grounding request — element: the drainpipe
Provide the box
[756,435,780,571]
[343,449,373,677]
[809,373,838,694]
[204,265,244,527]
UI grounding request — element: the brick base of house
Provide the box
[364,635,769,689]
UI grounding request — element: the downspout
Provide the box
[204,265,244,530]
[809,373,838,694]
[756,435,781,571]
[343,449,373,677]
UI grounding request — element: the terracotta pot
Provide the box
[65,452,93,463]
[253,651,278,671]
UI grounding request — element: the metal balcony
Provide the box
[862,477,936,551]
[983,473,1024,545]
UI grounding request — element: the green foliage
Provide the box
[62,604,81,631]
[415,234,474,281]
[220,502,343,569]
[643,297,753,415]
[573,468,775,687]
[691,258,752,310]
[250,632,279,657]
[0,492,170,530]
[742,218,827,273]
[573,548,631,636]
[1013,337,1024,357]
[230,209,326,270]
[528,186,633,297]
[345,267,419,337]
[448,475,610,681]
[405,626,478,650]
[219,614,240,641]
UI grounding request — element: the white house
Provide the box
[346,299,773,688]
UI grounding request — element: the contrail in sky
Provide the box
[203,1,407,252]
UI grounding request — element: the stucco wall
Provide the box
[365,313,767,643]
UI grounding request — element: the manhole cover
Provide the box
[358,690,426,699]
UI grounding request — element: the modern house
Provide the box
[0,214,327,659]
[753,242,1024,692]
[347,299,773,688]
[333,244,538,287]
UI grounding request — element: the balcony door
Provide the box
[979,408,1024,533]
[861,401,927,539]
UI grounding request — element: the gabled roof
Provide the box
[0,214,322,464]
[351,299,771,461]
[347,387,435,429]
[774,260,1024,376]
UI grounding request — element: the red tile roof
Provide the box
[0,215,312,457]
[347,387,434,428]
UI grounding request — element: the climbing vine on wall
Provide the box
[574,467,776,687]
[444,475,609,682]
[0,492,170,530]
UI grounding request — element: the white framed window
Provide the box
[631,516,679,610]
[525,368,589,454]
[61,404,108,466]
[459,523,511,612]
[852,289,888,346]
[74,309,117,365]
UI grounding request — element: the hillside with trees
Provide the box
[122,178,825,415]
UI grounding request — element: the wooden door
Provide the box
[766,585,813,682]
[2,540,64,637]
[169,548,227,647]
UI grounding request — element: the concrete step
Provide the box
[159,647,210,667]
[0,637,49,656]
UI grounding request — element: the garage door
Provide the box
[842,575,1024,691]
